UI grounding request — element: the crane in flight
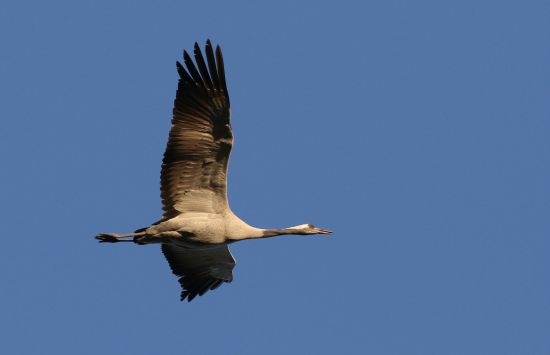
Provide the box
[97,40,332,302]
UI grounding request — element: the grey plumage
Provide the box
[97,40,331,302]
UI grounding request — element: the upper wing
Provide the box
[161,243,236,302]
[161,40,232,218]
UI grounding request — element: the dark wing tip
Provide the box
[204,40,220,90]
[182,49,204,86]
[214,45,228,98]
[205,39,214,55]
[178,276,232,302]
[186,291,198,302]
[183,49,191,61]
[176,40,230,107]
[162,244,235,303]
[179,282,228,302]
[181,290,190,301]
[176,61,193,83]
[193,42,214,90]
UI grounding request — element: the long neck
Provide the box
[227,226,300,242]
[237,224,312,241]
[225,213,310,241]
[227,226,299,241]
[260,228,304,238]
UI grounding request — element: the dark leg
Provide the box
[95,232,146,243]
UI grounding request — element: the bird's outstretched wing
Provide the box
[161,40,232,218]
[161,243,235,302]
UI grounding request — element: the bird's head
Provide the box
[288,224,333,235]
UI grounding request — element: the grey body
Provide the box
[140,211,264,245]
[97,40,331,302]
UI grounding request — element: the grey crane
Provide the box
[96,40,332,302]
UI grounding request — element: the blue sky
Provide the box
[1,0,549,354]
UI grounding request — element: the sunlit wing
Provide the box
[161,40,232,218]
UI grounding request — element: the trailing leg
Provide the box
[95,232,146,243]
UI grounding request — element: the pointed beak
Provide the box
[317,229,333,235]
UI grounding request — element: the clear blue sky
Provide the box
[0,1,548,354]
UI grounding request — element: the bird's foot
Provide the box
[96,233,123,243]
[95,233,135,243]
[96,231,148,244]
